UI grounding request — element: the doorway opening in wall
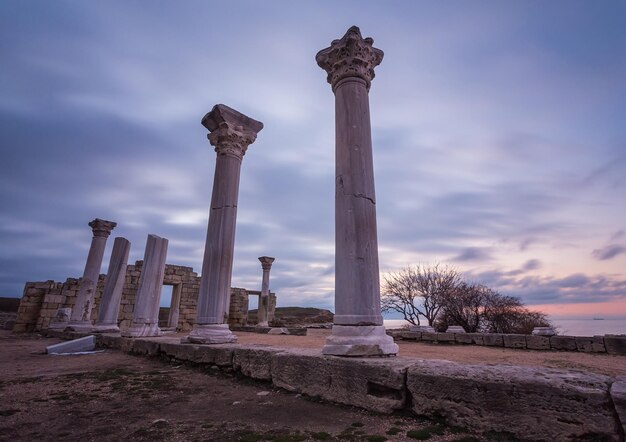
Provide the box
[248,294,259,324]
[158,284,182,329]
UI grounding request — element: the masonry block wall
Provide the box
[15,261,276,332]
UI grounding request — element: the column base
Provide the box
[322,325,399,357]
[121,323,160,338]
[257,321,269,327]
[92,323,121,333]
[182,324,237,344]
[64,321,95,332]
[48,321,69,330]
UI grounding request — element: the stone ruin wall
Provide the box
[14,260,276,333]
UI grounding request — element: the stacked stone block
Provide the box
[388,330,626,355]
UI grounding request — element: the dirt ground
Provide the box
[1,330,624,442]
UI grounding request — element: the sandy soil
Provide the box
[1,329,623,441]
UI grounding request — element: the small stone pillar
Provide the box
[122,234,168,337]
[185,104,263,344]
[67,218,117,331]
[93,237,131,333]
[316,26,398,356]
[257,256,275,327]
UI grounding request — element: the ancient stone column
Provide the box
[93,237,131,333]
[256,256,275,327]
[122,234,168,337]
[185,104,263,344]
[316,26,398,356]
[67,218,117,331]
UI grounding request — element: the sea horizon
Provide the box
[383,317,626,337]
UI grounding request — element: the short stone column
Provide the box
[93,237,131,333]
[316,26,398,356]
[185,104,263,344]
[256,256,275,327]
[67,218,117,331]
[122,234,168,337]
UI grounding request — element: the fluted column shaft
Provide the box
[257,256,275,327]
[317,26,398,356]
[197,151,242,324]
[68,218,116,329]
[94,237,130,332]
[186,104,263,344]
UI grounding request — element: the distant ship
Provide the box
[593,318,605,320]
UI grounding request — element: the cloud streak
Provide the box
[0,1,625,318]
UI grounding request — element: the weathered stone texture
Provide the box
[575,336,607,353]
[272,349,412,413]
[503,334,526,349]
[604,335,626,355]
[610,377,626,435]
[232,346,285,380]
[407,360,617,441]
[550,335,578,351]
[482,333,504,347]
[526,335,551,350]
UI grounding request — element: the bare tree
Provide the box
[435,282,492,332]
[381,264,461,326]
[437,285,554,334]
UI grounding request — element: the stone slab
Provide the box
[46,335,96,354]
[271,349,413,413]
[550,335,577,351]
[159,342,233,367]
[482,334,504,347]
[436,332,455,343]
[503,334,527,349]
[610,377,626,435]
[232,346,286,380]
[130,338,161,356]
[420,332,437,342]
[604,335,626,355]
[466,333,484,345]
[575,336,606,353]
[526,335,550,351]
[407,360,617,441]
[454,333,474,345]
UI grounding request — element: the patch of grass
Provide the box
[94,368,135,381]
[201,423,214,429]
[406,425,445,440]
[393,420,406,426]
[0,409,20,417]
[365,436,387,442]
[449,426,469,434]
[238,432,264,442]
[269,435,307,442]
[452,437,481,442]
[386,427,401,435]
[351,422,364,428]
[311,432,332,440]
[483,431,520,441]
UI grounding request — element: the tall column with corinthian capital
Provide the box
[256,256,275,327]
[316,26,398,356]
[67,218,117,331]
[184,104,263,344]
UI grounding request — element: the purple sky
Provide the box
[1,1,625,318]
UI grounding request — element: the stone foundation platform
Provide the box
[44,329,625,441]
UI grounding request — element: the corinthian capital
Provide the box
[202,104,263,160]
[89,218,117,238]
[316,26,384,91]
